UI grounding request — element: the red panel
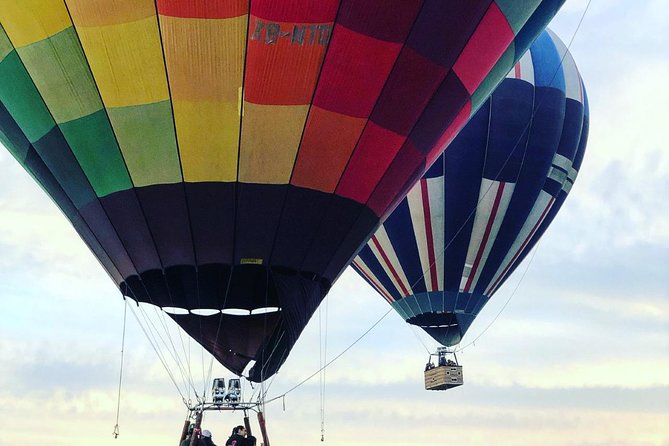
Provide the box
[245,15,330,104]
[291,106,366,193]
[157,0,248,18]
[426,100,472,166]
[335,122,405,204]
[370,47,447,136]
[453,2,514,94]
[314,25,402,118]
[252,0,339,23]
[367,140,424,216]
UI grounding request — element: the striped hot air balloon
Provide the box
[352,29,589,347]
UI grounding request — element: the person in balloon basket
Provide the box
[181,424,195,446]
[200,429,217,446]
[225,425,256,446]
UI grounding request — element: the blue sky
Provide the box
[0,2,667,445]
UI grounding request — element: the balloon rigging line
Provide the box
[113,298,128,439]
[318,295,330,441]
[127,302,188,404]
[150,305,200,397]
[264,307,393,405]
[144,305,200,400]
[455,239,542,353]
[152,305,198,395]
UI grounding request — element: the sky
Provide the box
[0,1,667,445]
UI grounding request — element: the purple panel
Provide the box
[79,198,140,277]
[136,183,196,267]
[171,312,282,376]
[300,197,373,278]
[185,182,235,265]
[100,189,162,273]
[270,186,334,270]
[407,71,471,154]
[337,0,423,42]
[369,47,447,136]
[406,0,492,68]
[323,206,379,281]
[234,183,288,265]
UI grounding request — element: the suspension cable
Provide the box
[265,307,393,404]
[112,298,128,439]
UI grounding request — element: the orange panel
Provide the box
[67,0,155,27]
[244,16,330,105]
[291,106,366,193]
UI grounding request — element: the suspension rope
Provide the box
[151,305,199,396]
[139,304,198,399]
[455,240,542,353]
[265,307,393,405]
[112,298,128,439]
[127,302,189,403]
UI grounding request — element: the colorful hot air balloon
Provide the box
[352,29,589,347]
[0,1,565,382]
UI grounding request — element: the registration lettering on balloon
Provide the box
[251,18,332,46]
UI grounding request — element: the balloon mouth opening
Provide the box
[160,306,282,316]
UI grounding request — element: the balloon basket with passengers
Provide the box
[0,0,590,442]
[179,377,269,446]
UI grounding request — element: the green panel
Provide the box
[0,27,13,62]
[16,27,102,123]
[495,0,542,33]
[471,43,516,112]
[391,300,409,320]
[414,293,433,315]
[60,110,133,197]
[108,100,182,186]
[0,52,55,142]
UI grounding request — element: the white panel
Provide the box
[505,48,534,85]
[547,28,582,102]
[427,175,445,291]
[459,180,514,292]
[352,258,395,304]
[369,226,413,297]
[406,180,431,291]
[485,191,555,296]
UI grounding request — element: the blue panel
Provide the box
[556,99,585,160]
[383,199,427,294]
[483,79,535,181]
[532,31,566,92]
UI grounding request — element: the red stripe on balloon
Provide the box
[464,182,506,292]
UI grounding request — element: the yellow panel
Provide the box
[160,15,246,102]
[174,100,240,182]
[239,102,309,184]
[0,0,71,47]
[75,16,168,107]
[67,0,155,27]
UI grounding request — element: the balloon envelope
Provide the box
[352,29,589,346]
[0,1,564,381]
